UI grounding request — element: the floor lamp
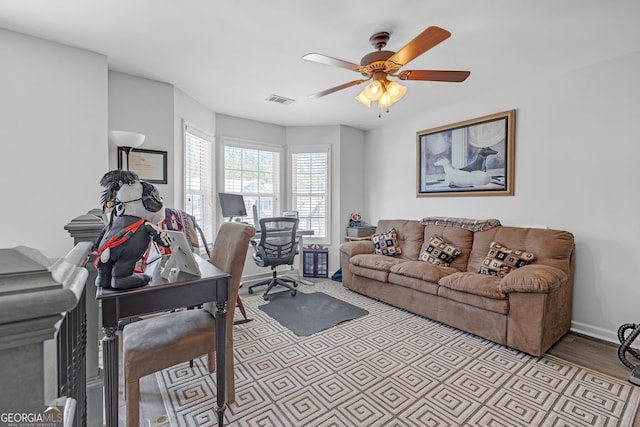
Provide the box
[108,130,145,171]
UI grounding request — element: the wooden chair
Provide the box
[122,222,255,427]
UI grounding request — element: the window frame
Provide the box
[218,136,285,226]
[288,144,331,245]
[182,120,215,248]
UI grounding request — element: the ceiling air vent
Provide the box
[266,94,295,105]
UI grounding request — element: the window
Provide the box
[222,138,281,225]
[290,145,330,243]
[184,123,214,245]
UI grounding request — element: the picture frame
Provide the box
[416,109,515,197]
[117,147,168,184]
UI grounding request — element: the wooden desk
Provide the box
[97,256,230,427]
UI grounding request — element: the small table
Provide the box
[97,256,230,427]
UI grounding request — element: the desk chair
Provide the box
[248,217,299,300]
[122,222,255,427]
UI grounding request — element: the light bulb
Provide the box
[363,81,383,101]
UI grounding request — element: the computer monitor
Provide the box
[218,192,247,221]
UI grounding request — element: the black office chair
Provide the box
[248,217,299,300]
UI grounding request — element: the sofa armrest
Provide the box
[339,241,374,288]
[499,264,568,294]
[340,241,374,257]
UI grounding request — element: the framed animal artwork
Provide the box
[416,110,515,197]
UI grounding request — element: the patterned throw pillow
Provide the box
[480,241,535,278]
[420,236,461,266]
[371,228,402,256]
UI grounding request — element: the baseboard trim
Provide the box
[571,321,620,345]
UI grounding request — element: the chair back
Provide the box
[204,222,256,322]
[254,217,299,267]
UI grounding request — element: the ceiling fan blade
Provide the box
[309,79,368,99]
[397,69,470,82]
[303,53,361,71]
[387,26,451,67]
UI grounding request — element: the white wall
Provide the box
[364,51,640,342]
[338,125,366,232]
[108,71,175,206]
[0,29,108,258]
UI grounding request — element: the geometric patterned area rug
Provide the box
[157,281,640,426]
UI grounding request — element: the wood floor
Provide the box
[548,332,640,426]
[127,330,640,426]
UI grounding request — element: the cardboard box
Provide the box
[346,226,376,237]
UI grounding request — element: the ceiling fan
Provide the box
[303,26,470,109]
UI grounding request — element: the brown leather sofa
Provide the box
[339,217,575,356]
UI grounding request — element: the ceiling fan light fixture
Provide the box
[373,80,406,109]
[377,91,393,109]
[363,80,383,101]
[386,81,407,99]
[355,90,372,107]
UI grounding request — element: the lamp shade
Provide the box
[363,80,383,101]
[108,130,145,148]
[376,81,406,109]
[355,90,372,107]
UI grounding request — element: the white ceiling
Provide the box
[1,0,638,131]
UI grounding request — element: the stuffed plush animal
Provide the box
[94,170,172,290]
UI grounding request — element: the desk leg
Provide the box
[215,302,227,426]
[102,326,119,427]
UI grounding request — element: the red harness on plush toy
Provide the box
[93,218,147,269]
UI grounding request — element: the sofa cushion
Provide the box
[371,228,402,256]
[388,273,440,295]
[479,242,535,278]
[439,271,507,300]
[419,236,461,266]
[420,225,474,271]
[438,287,510,315]
[390,260,457,283]
[350,253,407,283]
[376,220,425,260]
[351,253,406,271]
[468,227,574,274]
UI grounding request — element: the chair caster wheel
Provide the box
[263,295,269,301]
[248,288,253,294]
[291,289,297,297]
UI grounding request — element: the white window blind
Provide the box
[291,146,330,242]
[184,124,214,245]
[222,140,281,225]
